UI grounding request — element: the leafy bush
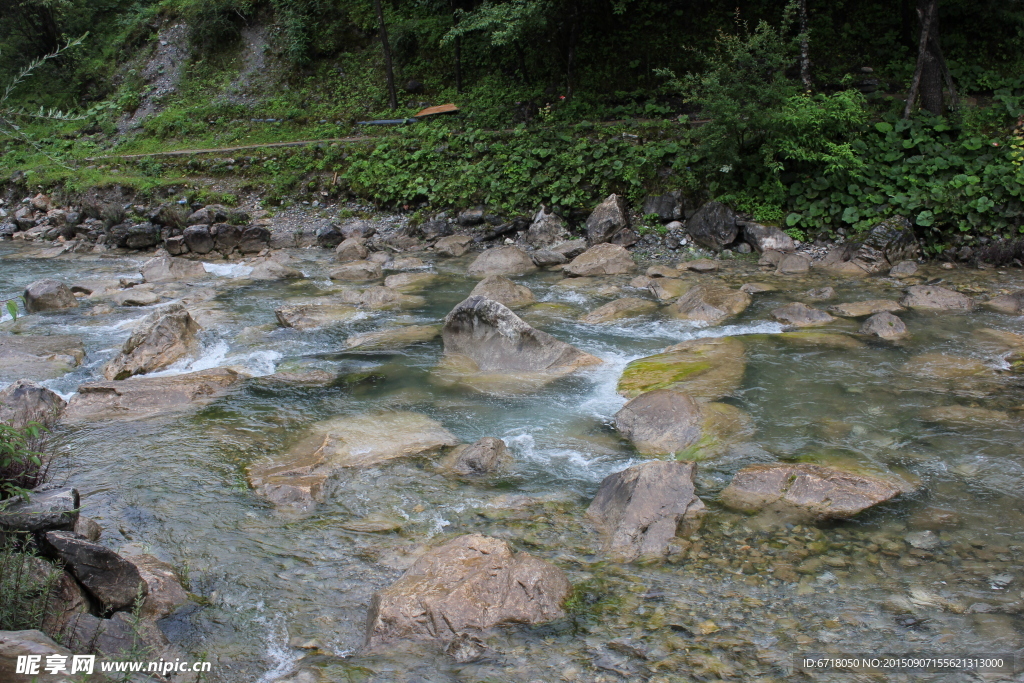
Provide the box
[0,423,56,502]
[0,545,63,634]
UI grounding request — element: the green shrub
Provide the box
[0,423,50,502]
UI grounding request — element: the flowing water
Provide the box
[3,240,1024,682]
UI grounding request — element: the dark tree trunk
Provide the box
[373,0,398,111]
[565,0,581,100]
[918,0,943,115]
[904,0,940,118]
[798,0,811,90]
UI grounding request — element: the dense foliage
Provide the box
[1,0,1023,245]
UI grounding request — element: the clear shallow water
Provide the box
[4,242,1024,682]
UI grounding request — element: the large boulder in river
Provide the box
[42,531,148,611]
[586,194,630,245]
[720,463,906,522]
[63,368,245,422]
[140,256,206,282]
[471,275,535,308]
[617,337,745,400]
[860,311,909,339]
[335,237,369,262]
[770,302,835,327]
[900,285,975,311]
[667,284,750,325]
[24,279,78,313]
[741,221,795,253]
[0,335,85,383]
[686,201,737,251]
[364,534,571,651]
[275,303,360,330]
[442,296,601,377]
[587,461,705,562]
[249,411,458,509]
[564,243,636,276]
[466,246,536,277]
[613,389,752,456]
[0,379,66,428]
[103,303,200,380]
[526,207,569,247]
[849,216,920,271]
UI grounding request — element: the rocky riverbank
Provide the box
[2,191,1024,682]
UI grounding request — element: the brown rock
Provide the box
[471,275,535,308]
[0,379,66,427]
[0,335,85,383]
[124,554,189,619]
[586,194,630,244]
[770,302,835,327]
[42,531,148,611]
[527,207,570,247]
[900,285,975,311]
[435,235,473,257]
[249,260,303,280]
[805,287,836,300]
[646,264,681,278]
[564,243,636,277]
[860,311,909,339]
[720,463,905,521]
[889,260,919,278]
[586,461,705,562]
[442,296,601,376]
[140,256,206,283]
[758,250,784,267]
[62,368,245,422]
[681,259,718,273]
[579,297,657,324]
[613,389,701,455]
[667,284,751,324]
[103,303,200,380]
[440,437,511,475]
[344,325,440,351]
[275,303,360,329]
[466,246,536,277]
[648,277,689,301]
[364,534,571,650]
[384,272,439,292]
[24,279,78,313]
[829,299,905,317]
[0,630,74,683]
[335,237,369,262]
[985,291,1024,315]
[775,254,811,274]
[329,260,383,281]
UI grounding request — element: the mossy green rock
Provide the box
[617,337,745,399]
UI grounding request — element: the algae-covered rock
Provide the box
[345,325,440,351]
[617,337,745,399]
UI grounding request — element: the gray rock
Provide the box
[182,225,214,254]
[126,554,189,619]
[24,279,78,312]
[74,516,102,542]
[418,220,452,239]
[850,216,920,270]
[889,260,919,278]
[210,223,242,253]
[742,221,795,253]
[686,201,737,251]
[164,235,188,255]
[667,284,751,325]
[140,256,206,282]
[551,239,588,259]
[0,380,66,428]
[642,191,683,222]
[586,194,630,244]
[466,246,536,277]
[613,389,703,455]
[120,223,161,250]
[526,207,569,247]
[830,299,904,317]
[0,335,85,383]
[458,208,485,225]
[42,531,148,611]
[339,219,376,239]
[531,249,567,267]
[316,222,344,248]
[579,297,657,324]
[364,534,571,650]
[805,286,836,300]
[860,311,909,339]
[186,204,229,225]
[586,461,705,562]
[0,488,79,534]
[275,304,360,329]
[103,303,200,380]
[735,242,752,254]
[442,296,601,375]
[565,243,636,276]
[441,437,511,475]
[900,285,975,311]
[471,275,535,308]
[758,249,784,267]
[237,226,271,254]
[249,260,302,280]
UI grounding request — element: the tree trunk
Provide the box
[903,0,938,118]
[918,0,943,115]
[565,0,580,100]
[451,0,462,93]
[798,0,811,90]
[373,0,398,111]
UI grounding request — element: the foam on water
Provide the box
[204,262,255,278]
[148,340,282,377]
[254,613,303,683]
